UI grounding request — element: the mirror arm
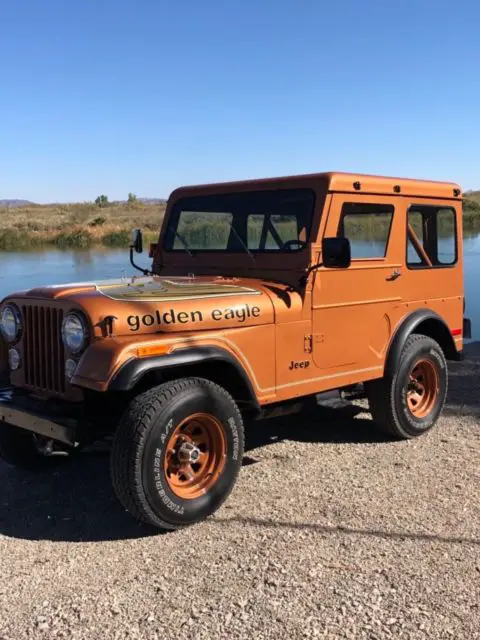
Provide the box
[299,262,323,287]
[129,246,152,276]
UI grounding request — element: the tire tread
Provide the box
[367,334,447,439]
[110,377,244,529]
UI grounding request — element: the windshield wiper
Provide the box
[172,229,195,257]
[227,221,256,265]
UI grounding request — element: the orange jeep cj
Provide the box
[0,172,472,530]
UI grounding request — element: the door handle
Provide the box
[386,269,402,281]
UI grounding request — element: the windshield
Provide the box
[163,189,315,253]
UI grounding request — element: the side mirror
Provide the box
[322,237,351,268]
[131,228,143,254]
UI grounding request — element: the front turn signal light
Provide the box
[136,344,172,358]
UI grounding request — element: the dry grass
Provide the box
[0,201,166,249]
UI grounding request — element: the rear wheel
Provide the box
[366,334,447,439]
[110,377,244,530]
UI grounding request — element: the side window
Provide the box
[338,203,394,259]
[407,206,457,268]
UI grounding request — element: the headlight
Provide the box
[62,312,88,354]
[0,304,22,342]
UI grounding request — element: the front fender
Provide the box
[71,338,260,409]
[108,345,260,410]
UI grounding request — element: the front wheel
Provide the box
[366,334,448,439]
[110,377,245,530]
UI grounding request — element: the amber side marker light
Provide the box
[137,344,172,358]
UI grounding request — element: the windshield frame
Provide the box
[162,188,316,254]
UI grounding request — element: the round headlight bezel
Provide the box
[61,311,88,355]
[0,304,22,343]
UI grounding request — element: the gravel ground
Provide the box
[0,345,479,640]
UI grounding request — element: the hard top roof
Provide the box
[170,171,462,200]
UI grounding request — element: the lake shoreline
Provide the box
[0,228,159,251]
[1,199,480,250]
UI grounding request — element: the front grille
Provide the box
[22,305,65,393]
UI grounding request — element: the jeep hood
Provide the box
[13,275,278,336]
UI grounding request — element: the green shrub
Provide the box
[102,230,131,247]
[463,198,480,213]
[0,230,41,251]
[53,229,93,248]
[89,216,107,227]
[95,194,109,208]
[463,209,480,232]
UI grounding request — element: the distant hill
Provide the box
[0,199,35,208]
[108,198,167,205]
[138,198,167,205]
[1,197,166,207]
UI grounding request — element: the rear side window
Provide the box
[338,203,394,259]
[407,205,457,268]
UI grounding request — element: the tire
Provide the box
[110,377,245,531]
[0,425,68,470]
[366,334,448,440]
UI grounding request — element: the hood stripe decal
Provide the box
[96,278,262,302]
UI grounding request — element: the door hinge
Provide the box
[304,335,312,353]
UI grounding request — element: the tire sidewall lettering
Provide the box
[141,387,243,526]
[228,416,240,461]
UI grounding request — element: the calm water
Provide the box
[1,237,479,339]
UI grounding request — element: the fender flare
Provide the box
[108,345,260,409]
[385,309,461,376]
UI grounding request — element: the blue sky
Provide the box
[1,0,479,202]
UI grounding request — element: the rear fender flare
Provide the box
[385,309,460,376]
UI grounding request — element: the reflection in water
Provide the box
[463,234,480,339]
[72,251,94,267]
[0,237,479,339]
[0,248,138,298]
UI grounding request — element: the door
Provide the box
[312,193,403,372]
[400,200,463,338]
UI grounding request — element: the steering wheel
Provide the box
[282,239,307,252]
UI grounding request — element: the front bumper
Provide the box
[0,401,78,445]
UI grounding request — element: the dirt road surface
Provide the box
[1,345,479,639]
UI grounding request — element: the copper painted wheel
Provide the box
[164,413,227,500]
[406,358,439,418]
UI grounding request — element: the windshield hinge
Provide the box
[304,335,312,353]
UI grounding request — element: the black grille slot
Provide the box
[22,305,65,393]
